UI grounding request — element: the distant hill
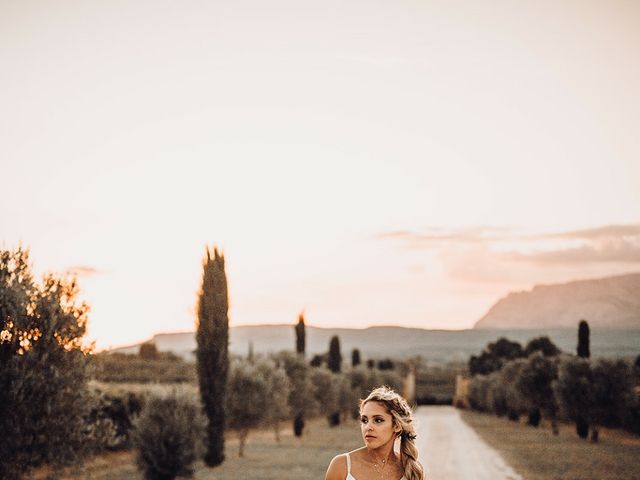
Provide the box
[474,273,640,330]
[109,325,640,364]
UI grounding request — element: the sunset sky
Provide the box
[2,1,639,349]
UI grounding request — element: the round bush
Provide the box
[132,392,205,480]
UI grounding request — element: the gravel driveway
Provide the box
[414,406,523,480]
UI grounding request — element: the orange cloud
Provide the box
[65,266,102,277]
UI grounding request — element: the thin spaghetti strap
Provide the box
[346,453,351,474]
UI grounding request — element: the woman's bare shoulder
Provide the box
[325,447,370,480]
[324,453,348,480]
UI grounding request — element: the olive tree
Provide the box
[0,248,91,479]
[589,359,635,442]
[273,351,316,436]
[226,361,268,457]
[555,356,591,439]
[255,358,291,442]
[310,366,340,424]
[517,353,559,434]
[501,359,528,421]
[487,371,508,417]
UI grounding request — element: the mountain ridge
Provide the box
[473,272,640,329]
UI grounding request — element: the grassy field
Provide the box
[461,410,640,480]
[32,417,362,480]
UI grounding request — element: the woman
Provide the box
[324,386,425,480]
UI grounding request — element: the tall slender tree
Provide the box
[351,348,361,367]
[327,336,342,425]
[293,311,306,434]
[295,311,306,356]
[196,246,229,467]
[577,320,590,358]
[328,336,342,373]
[575,319,591,438]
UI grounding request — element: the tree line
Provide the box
[466,321,640,442]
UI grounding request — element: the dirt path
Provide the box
[414,406,522,480]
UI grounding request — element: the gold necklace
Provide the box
[370,452,391,479]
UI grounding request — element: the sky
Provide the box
[1,0,639,350]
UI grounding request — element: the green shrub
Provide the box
[132,393,205,480]
[86,388,144,452]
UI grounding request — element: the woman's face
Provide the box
[360,400,399,449]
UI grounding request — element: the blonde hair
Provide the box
[360,386,425,480]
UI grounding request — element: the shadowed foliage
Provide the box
[589,358,635,442]
[86,388,144,452]
[469,337,524,376]
[577,320,590,358]
[0,248,91,479]
[524,336,561,357]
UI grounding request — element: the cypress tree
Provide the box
[293,311,306,435]
[196,246,229,467]
[327,336,342,426]
[295,312,306,356]
[352,348,361,367]
[577,320,590,358]
[328,336,342,373]
[575,319,591,437]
